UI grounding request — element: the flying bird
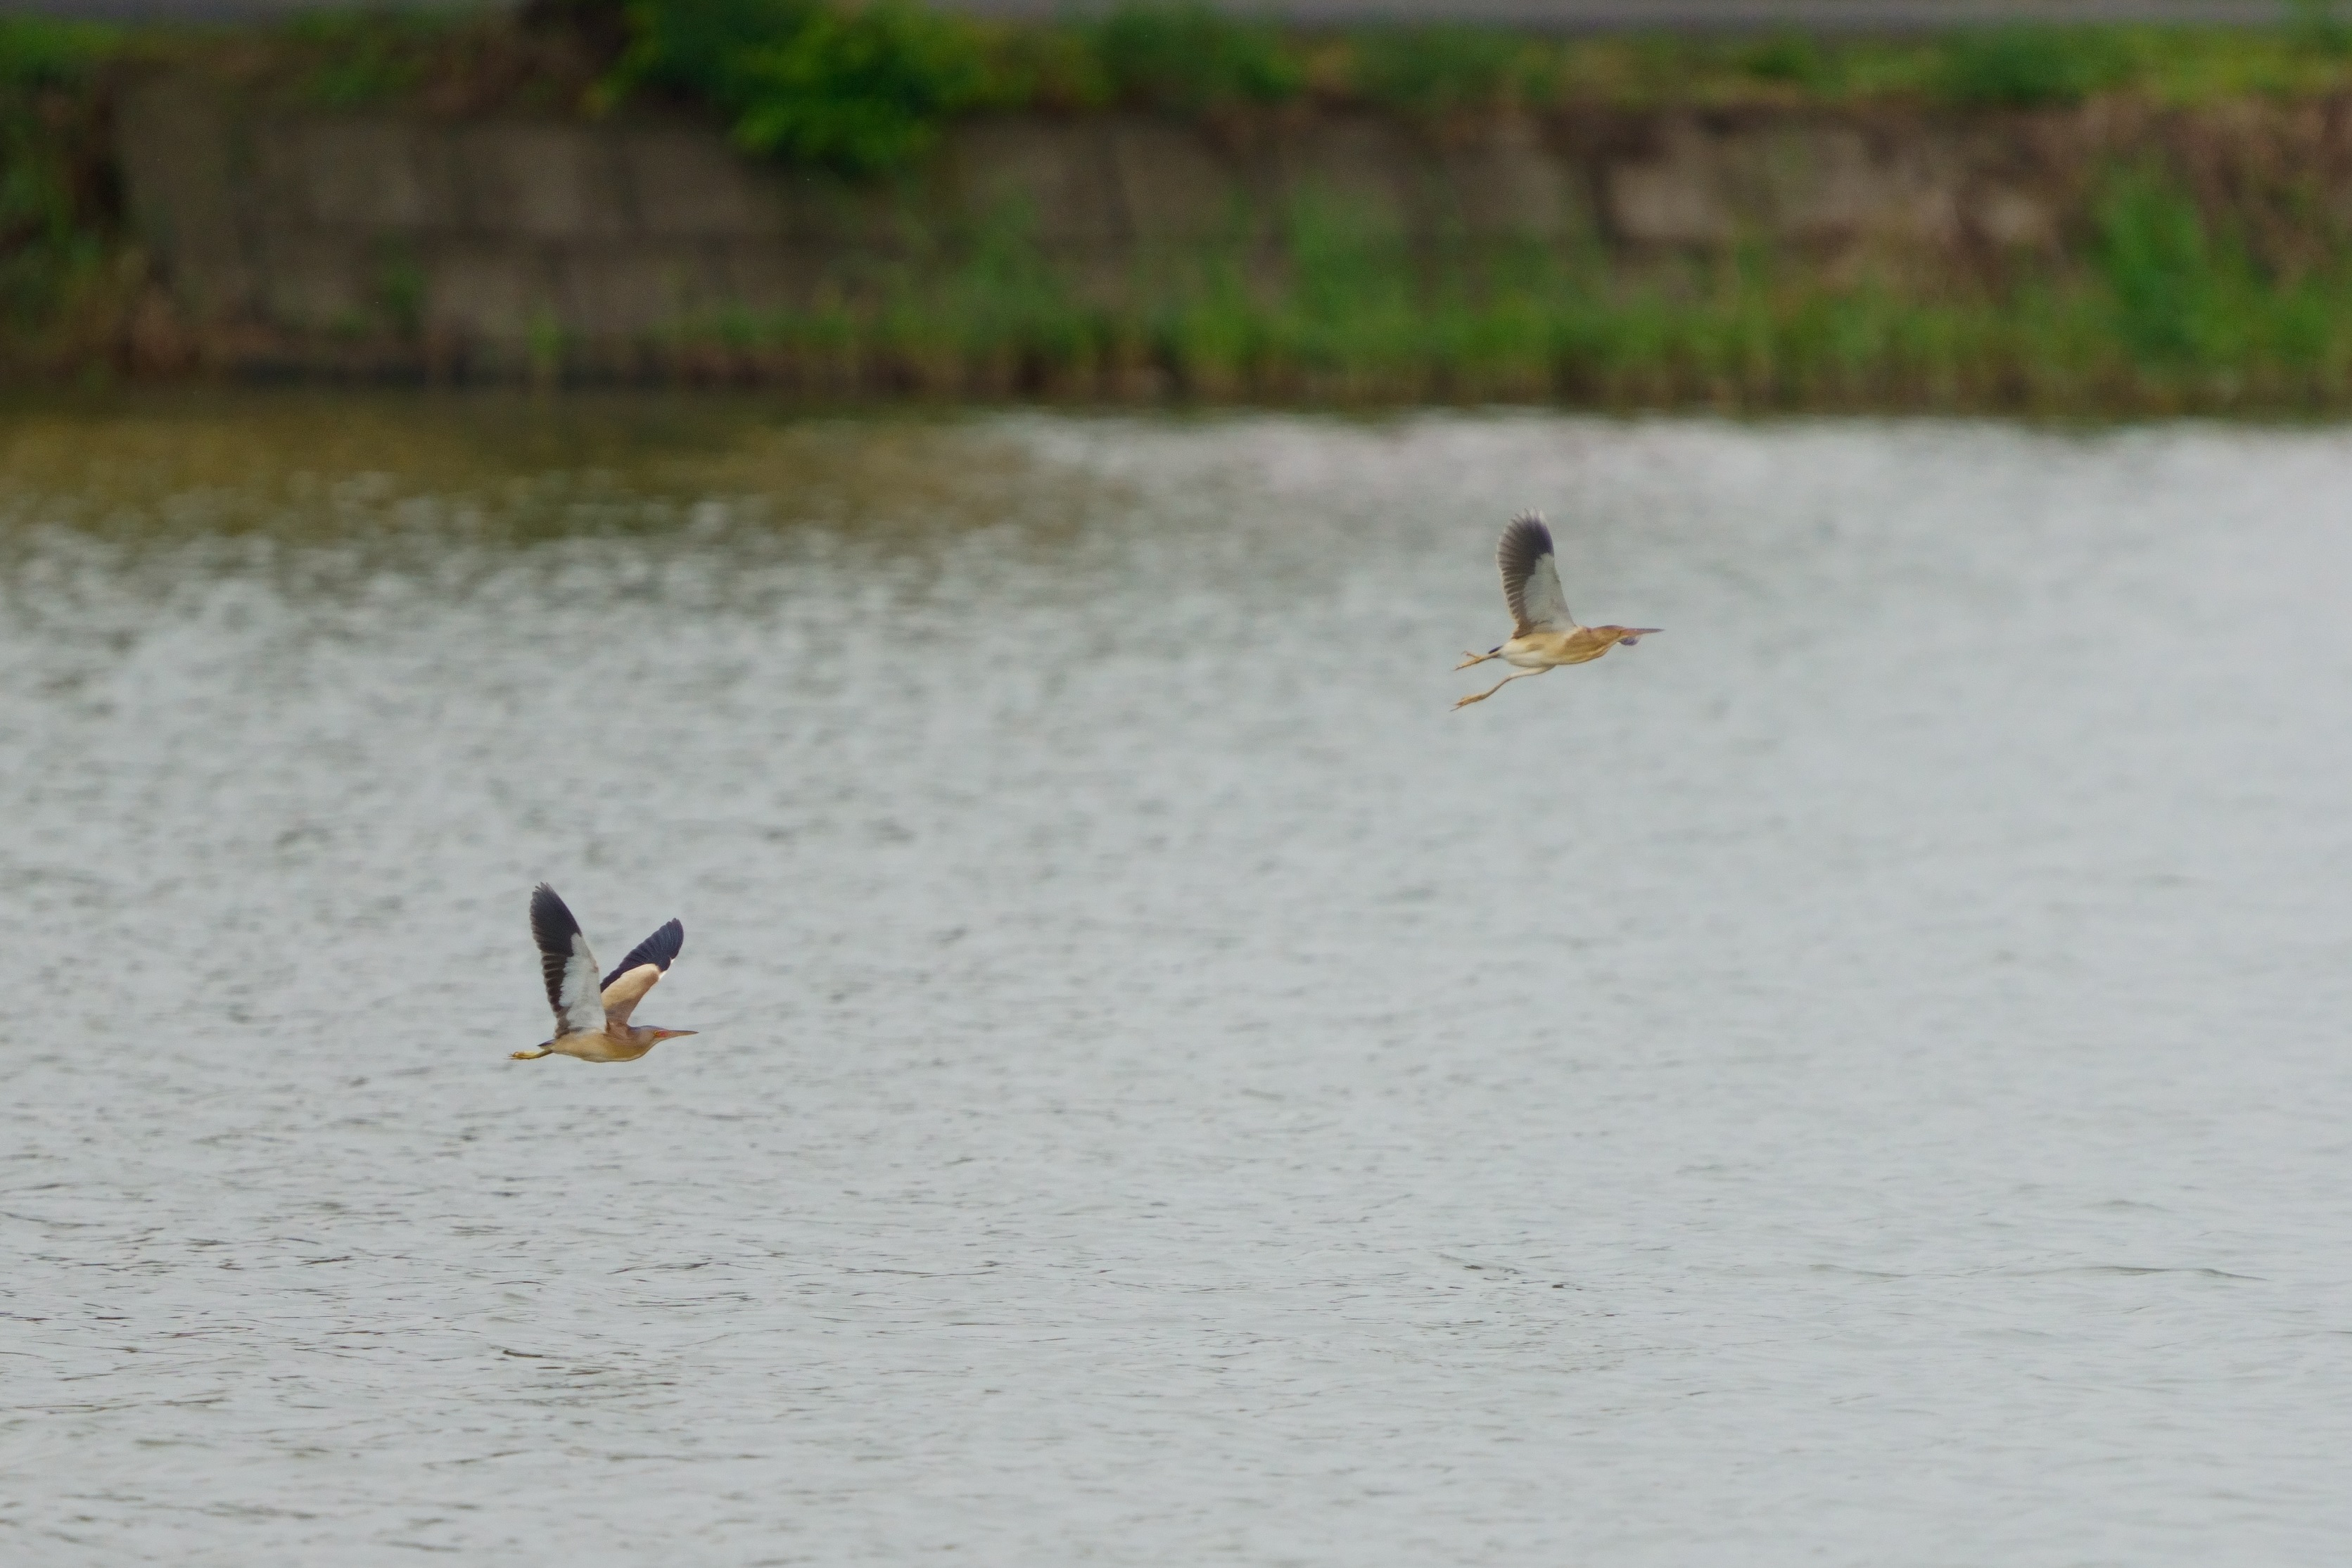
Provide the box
[1455,512,1659,709]
[515,884,697,1063]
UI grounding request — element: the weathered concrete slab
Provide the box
[951,118,1127,245]
[1437,116,1584,241]
[115,73,253,319]
[620,129,788,240]
[1969,184,2057,247]
[1605,115,1966,246]
[1109,119,1247,245]
[1277,115,1420,237]
[286,120,440,230]
[704,243,821,320]
[557,245,723,340]
[248,231,378,331]
[421,243,554,344]
[773,167,920,250]
[1606,120,1734,244]
[454,124,633,240]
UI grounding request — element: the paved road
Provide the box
[0,0,2315,32]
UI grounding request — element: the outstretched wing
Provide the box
[600,919,682,993]
[530,884,606,1037]
[1499,512,1573,635]
[598,918,684,1029]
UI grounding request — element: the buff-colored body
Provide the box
[529,1019,677,1064]
[1454,625,1650,706]
[1494,625,1632,671]
[516,958,694,1062]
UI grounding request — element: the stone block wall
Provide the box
[113,68,2352,377]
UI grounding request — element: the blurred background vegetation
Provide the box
[13,1,2352,407]
[281,0,2352,162]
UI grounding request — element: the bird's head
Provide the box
[1601,626,1662,648]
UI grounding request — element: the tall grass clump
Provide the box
[594,6,2352,173]
[2075,163,2352,397]
[281,9,440,107]
[616,0,989,172]
[1349,25,1534,116]
[2287,0,2352,56]
[0,18,122,337]
[1091,1,1299,111]
[2094,166,2235,362]
[1935,27,2128,106]
[610,1,1307,172]
[1737,31,1833,89]
[671,200,2352,412]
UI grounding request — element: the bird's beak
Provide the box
[653,1029,699,1041]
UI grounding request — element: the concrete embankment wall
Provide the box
[114,68,2352,381]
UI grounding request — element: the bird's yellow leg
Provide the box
[1456,649,1501,670]
[511,1048,553,1060]
[1453,667,1549,709]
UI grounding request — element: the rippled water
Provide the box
[8,395,2352,1563]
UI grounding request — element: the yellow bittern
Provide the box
[515,884,697,1063]
[1455,512,1659,709]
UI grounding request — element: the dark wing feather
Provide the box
[531,884,606,1035]
[601,918,684,992]
[530,884,585,1018]
[1498,511,1572,635]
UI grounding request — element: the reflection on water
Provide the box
[8,393,2352,1563]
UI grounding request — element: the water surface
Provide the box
[6,395,2352,1564]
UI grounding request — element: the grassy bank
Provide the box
[659,210,2352,412]
[21,4,2352,409]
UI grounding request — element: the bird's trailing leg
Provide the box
[1455,647,1501,670]
[1454,667,1550,709]
[511,1047,553,1060]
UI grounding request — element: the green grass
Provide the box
[131,5,2352,169]
[1091,1,1299,110]
[0,15,117,87]
[646,165,2352,412]
[0,18,125,354]
[614,0,992,172]
[280,9,441,107]
[590,4,2352,173]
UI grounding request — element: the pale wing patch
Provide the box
[1498,512,1574,635]
[530,884,607,1039]
[1519,551,1572,632]
[600,963,663,1028]
[557,932,606,1036]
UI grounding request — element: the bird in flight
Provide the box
[1455,512,1659,709]
[515,884,697,1062]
